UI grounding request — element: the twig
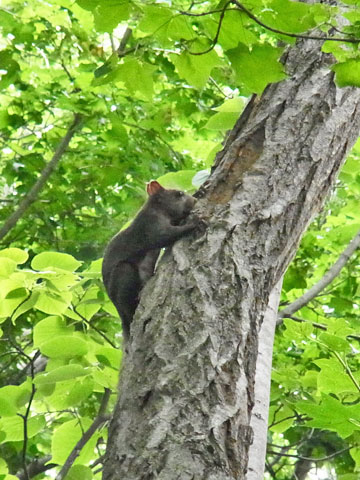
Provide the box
[332,351,360,394]
[17,350,38,480]
[72,305,118,349]
[186,1,231,55]
[121,119,181,161]
[90,454,105,469]
[55,389,111,480]
[16,455,57,480]
[0,114,82,241]
[278,229,360,321]
[282,314,327,330]
[281,314,360,341]
[181,0,360,55]
[269,414,300,428]
[117,27,132,55]
[267,445,356,462]
[231,0,360,44]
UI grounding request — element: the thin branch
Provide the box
[55,389,111,480]
[187,1,231,55]
[121,120,181,161]
[72,305,118,349]
[179,7,237,17]
[109,34,116,55]
[281,314,360,341]
[179,0,360,49]
[0,114,82,241]
[17,350,38,480]
[8,291,32,323]
[231,0,360,44]
[117,27,132,55]
[269,414,301,428]
[332,351,360,394]
[282,314,327,330]
[278,228,360,321]
[267,445,356,462]
[90,454,105,470]
[17,455,57,480]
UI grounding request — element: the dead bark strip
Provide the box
[103,35,360,480]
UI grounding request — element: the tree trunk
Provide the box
[103,35,360,480]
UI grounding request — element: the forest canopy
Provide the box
[0,0,359,479]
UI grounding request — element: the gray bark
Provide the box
[103,35,360,480]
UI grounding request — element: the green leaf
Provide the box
[95,58,156,100]
[12,290,40,322]
[333,60,360,88]
[33,316,74,348]
[51,418,99,465]
[203,10,257,50]
[260,0,324,34]
[318,332,351,353]
[170,42,221,89]
[213,97,245,113]
[5,287,27,299]
[0,258,16,277]
[35,290,72,315]
[34,364,89,385]
[156,170,197,191]
[268,404,295,433]
[76,0,98,11]
[91,366,118,389]
[0,389,18,417]
[39,336,88,358]
[65,465,93,480]
[0,416,45,442]
[0,248,28,264]
[93,1,130,32]
[0,50,20,89]
[205,111,239,131]
[31,252,82,272]
[0,384,31,417]
[283,317,313,340]
[138,5,195,43]
[95,346,121,369]
[296,394,360,438]
[227,43,286,94]
[65,376,94,406]
[314,358,358,395]
[0,279,26,299]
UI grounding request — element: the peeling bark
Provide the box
[247,280,282,480]
[103,35,360,480]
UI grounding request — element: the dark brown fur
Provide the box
[102,181,197,342]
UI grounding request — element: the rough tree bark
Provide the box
[103,35,360,480]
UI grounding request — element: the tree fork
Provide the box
[103,36,360,480]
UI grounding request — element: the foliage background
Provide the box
[0,0,359,478]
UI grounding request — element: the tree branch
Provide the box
[332,351,360,393]
[17,455,57,480]
[15,348,38,480]
[278,228,360,320]
[117,27,132,55]
[180,0,360,55]
[187,1,231,55]
[0,113,82,242]
[55,388,111,480]
[72,304,118,349]
[231,0,360,44]
[267,445,357,462]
